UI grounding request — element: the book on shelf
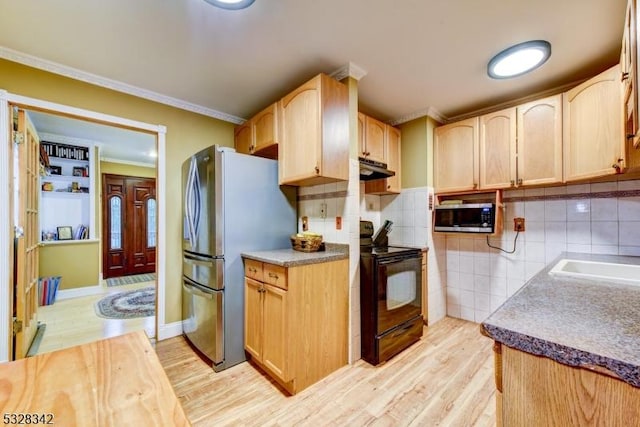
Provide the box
[74,224,89,240]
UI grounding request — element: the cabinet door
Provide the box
[244,278,263,361]
[364,115,386,163]
[234,122,253,155]
[434,117,480,193]
[262,283,290,382]
[623,0,639,148]
[253,102,278,157]
[358,112,365,158]
[563,65,623,181]
[385,126,402,192]
[517,95,563,186]
[479,108,516,189]
[279,76,321,184]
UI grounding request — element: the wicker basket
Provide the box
[290,234,323,252]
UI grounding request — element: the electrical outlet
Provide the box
[336,216,342,230]
[514,217,525,232]
[320,203,327,219]
[302,216,308,231]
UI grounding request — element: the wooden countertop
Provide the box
[0,331,190,426]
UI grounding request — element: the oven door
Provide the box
[375,253,422,335]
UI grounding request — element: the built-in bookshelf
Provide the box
[40,141,95,243]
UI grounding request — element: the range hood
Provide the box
[359,157,395,181]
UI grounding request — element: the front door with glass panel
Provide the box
[102,174,156,278]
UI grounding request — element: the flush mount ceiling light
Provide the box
[488,40,551,79]
[204,0,255,10]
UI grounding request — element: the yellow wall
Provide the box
[100,161,156,178]
[39,242,99,290]
[399,116,438,188]
[1,58,235,324]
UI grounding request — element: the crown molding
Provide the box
[388,106,447,126]
[444,78,588,123]
[330,62,368,82]
[0,46,245,125]
[100,156,156,168]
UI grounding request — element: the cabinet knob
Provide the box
[510,180,515,187]
[622,72,630,81]
[268,272,279,279]
[627,133,636,140]
[473,183,478,190]
[387,185,391,189]
[314,166,320,174]
[517,178,523,185]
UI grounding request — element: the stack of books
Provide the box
[74,225,89,240]
[38,276,61,306]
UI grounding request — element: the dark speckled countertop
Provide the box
[481,252,640,388]
[241,243,348,267]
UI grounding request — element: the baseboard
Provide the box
[56,284,103,301]
[157,320,183,341]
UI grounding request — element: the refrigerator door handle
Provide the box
[185,157,199,248]
[192,160,202,238]
[183,277,214,299]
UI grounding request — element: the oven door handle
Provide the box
[377,254,421,265]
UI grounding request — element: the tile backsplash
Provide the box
[445,179,640,324]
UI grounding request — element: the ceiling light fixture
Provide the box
[487,40,551,79]
[203,0,255,10]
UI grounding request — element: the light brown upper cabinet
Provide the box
[234,122,253,155]
[517,96,563,186]
[563,65,624,181]
[434,117,480,193]
[479,95,563,189]
[233,102,279,159]
[362,115,387,163]
[279,74,349,186]
[479,108,516,189]
[365,125,402,194]
[622,0,639,148]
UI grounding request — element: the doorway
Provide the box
[103,174,157,279]
[0,91,167,361]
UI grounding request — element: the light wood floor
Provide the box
[156,316,496,427]
[35,281,155,355]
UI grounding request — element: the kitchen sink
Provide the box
[549,258,640,285]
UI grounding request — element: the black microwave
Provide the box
[433,203,495,233]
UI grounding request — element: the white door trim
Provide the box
[0,90,167,361]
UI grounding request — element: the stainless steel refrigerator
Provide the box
[181,145,296,372]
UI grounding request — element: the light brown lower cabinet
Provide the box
[493,342,640,426]
[244,258,348,395]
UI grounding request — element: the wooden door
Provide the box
[244,278,263,361]
[102,174,156,278]
[434,117,480,193]
[279,75,321,184]
[364,115,386,163]
[262,283,289,382]
[12,108,40,359]
[563,65,623,181]
[517,95,563,186]
[479,108,516,189]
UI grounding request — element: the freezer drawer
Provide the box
[182,277,224,366]
[183,251,224,290]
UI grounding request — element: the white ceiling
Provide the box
[0,0,627,126]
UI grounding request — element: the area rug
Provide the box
[106,273,156,287]
[95,287,155,319]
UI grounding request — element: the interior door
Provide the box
[12,107,40,359]
[103,174,156,278]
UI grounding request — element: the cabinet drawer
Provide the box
[244,259,263,281]
[264,263,287,290]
